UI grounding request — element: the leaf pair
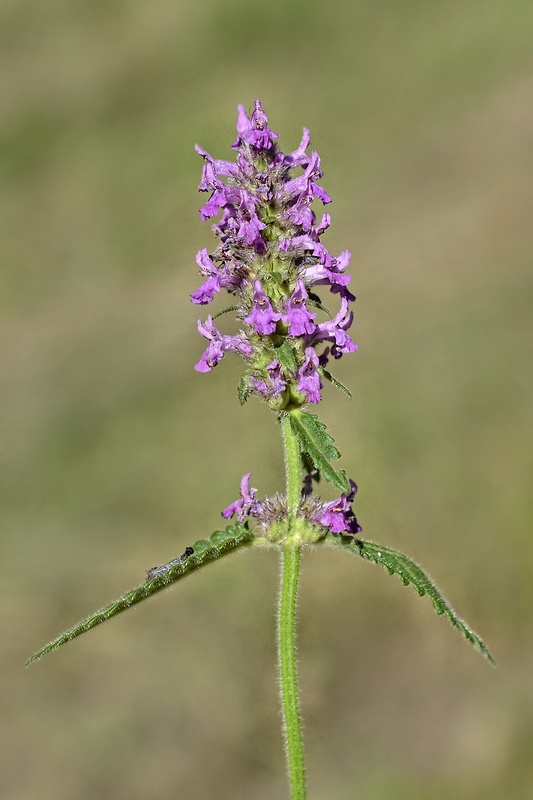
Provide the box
[26,523,494,666]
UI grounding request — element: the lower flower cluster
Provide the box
[222,472,362,541]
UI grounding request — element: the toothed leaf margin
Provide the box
[26,523,254,665]
[288,409,350,494]
[325,534,495,665]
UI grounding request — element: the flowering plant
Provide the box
[28,101,493,800]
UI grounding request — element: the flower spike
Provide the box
[192,100,358,411]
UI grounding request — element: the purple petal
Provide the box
[313,297,357,356]
[221,472,263,522]
[283,128,311,168]
[232,100,279,151]
[297,347,322,404]
[283,279,317,336]
[244,280,282,335]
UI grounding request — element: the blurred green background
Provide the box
[2,1,532,798]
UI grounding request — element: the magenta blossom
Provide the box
[313,481,362,535]
[195,316,254,373]
[191,100,357,409]
[245,280,282,335]
[283,279,317,336]
[222,473,264,523]
[297,347,322,404]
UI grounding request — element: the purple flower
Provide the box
[314,480,362,535]
[283,128,311,168]
[283,199,315,231]
[199,187,233,222]
[190,248,244,305]
[190,251,221,305]
[233,100,279,151]
[249,360,286,398]
[312,297,357,358]
[195,145,240,185]
[248,375,270,395]
[306,249,354,296]
[245,280,282,335]
[191,100,358,409]
[266,360,286,395]
[235,206,266,246]
[297,347,322,404]
[283,151,332,206]
[283,279,317,336]
[195,316,253,372]
[222,473,263,522]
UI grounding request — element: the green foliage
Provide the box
[26,523,254,666]
[325,534,495,665]
[288,409,350,493]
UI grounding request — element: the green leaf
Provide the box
[325,534,495,665]
[289,409,350,493]
[26,523,254,666]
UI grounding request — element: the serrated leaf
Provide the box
[321,369,352,399]
[26,524,254,666]
[325,534,494,664]
[289,410,350,493]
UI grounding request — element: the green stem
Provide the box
[279,545,306,800]
[281,413,301,518]
[278,414,306,799]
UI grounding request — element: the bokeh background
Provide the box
[2,1,533,798]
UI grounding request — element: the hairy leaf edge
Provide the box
[288,410,350,494]
[325,534,495,665]
[26,523,254,666]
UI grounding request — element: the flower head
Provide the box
[220,472,362,541]
[191,100,358,409]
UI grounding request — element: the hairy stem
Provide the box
[278,414,306,799]
[279,544,306,799]
[281,413,302,519]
